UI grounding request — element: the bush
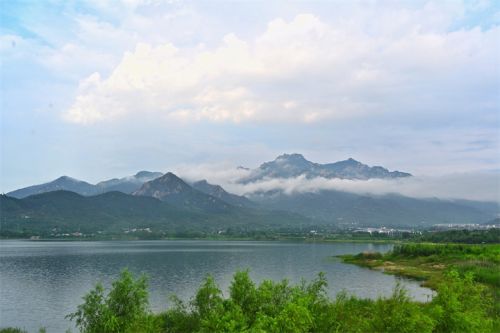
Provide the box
[370,283,434,333]
[430,270,494,333]
[69,267,497,333]
[67,269,158,333]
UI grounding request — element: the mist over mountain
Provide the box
[192,180,254,208]
[96,171,163,194]
[248,189,498,227]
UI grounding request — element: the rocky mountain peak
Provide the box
[239,153,411,183]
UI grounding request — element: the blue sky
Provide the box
[1,0,499,195]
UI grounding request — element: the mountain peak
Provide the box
[134,170,162,179]
[267,153,313,169]
[337,158,362,166]
[7,175,97,198]
[133,172,231,212]
[55,175,79,182]
[275,153,307,162]
[161,172,182,181]
[134,172,190,197]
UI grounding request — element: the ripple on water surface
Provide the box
[0,240,434,332]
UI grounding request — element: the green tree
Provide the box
[229,270,258,324]
[67,269,156,333]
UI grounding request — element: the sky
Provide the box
[1,0,499,199]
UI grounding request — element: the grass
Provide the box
[339,243,500,289]
[339,242,500,331]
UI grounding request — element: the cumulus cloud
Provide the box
[63,9,499,124]
[173,163,500,203]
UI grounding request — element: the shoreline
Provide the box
[337,243,500,292]
[0,236,401,244]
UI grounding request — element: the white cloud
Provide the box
[174,163,500,203]
[172,162,252,187]
[63,10,499,124]
[241,173,500,203]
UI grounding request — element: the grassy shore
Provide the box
[339,243,500,289]
[339,242,500,331]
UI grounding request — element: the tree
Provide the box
[67,269,157,333]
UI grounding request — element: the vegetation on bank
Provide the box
[412,229,500,244]
[3,265,496,333]
[340,243,500,332]
[74,268,500,333]
[2,228,499,244]
[340,243,499,289]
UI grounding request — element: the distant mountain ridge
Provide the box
[239,153,411,183]
[6,153,498,231]
[248,189,499,227]
[6,176,99,198]
[6,153,411,199]
[2,167,499,235]
[7,171,163,198]
[0,190,310,236]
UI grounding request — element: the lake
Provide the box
[0,240,433,332]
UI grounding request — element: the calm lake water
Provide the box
[0,240,433,332]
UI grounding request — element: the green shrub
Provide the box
[67,269,157,333]
[430,270,494,333]
[69,267,497,333]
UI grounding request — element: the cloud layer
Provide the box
[177,164,500,203]
[64,10,499,124]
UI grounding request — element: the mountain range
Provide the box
[0,190,309,236]
[2,154,498,236]
[6,154,410,199]
[239,154,411,183]
[248,190,497,227]
[7,171,163,199]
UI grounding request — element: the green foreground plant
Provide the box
[64,265,496,333]
[340,243,500,331]
[66,270,161,333]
